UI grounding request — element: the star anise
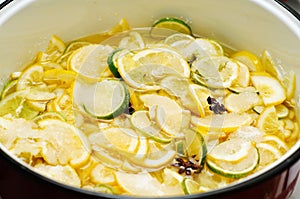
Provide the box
[207,96,226,114]
[172,155,203,175]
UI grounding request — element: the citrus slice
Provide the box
[38,119,91,167]
[118,31,145,50]
[257,142,281,167]
[191,56,239,88]
[184,128,207,166]
[130,110,172,144]
[152,17,192,35]
[64,41,91,55]
[43,69,77,88]
[207,138,252,162]
[115,172,163,196]
[102,127,139,154]
[181,178,200,195]
[261,50,285,81]
[189,84,211,117]
[91,163,116,184]
[206,145,259,179]
[224,87,260,113]
[0,90,39,119]
[251,75,286,106]
[231,50,263,72]
[179,38,224,61]
[232,60,250,87]
[94,184,115,194]
[68,44,114,81]
[140,94,183,136]
[17,65,44,91]
[116,47,190,90]
[45,35,66,61]
[1,79,17,100]
[107,49,124,78]
[275,104,289,119]
[164,33,195,50]
[191,113,253,132]
[77,79,130,120]
[160,75,203,116]
[283,70,296,100]
[34,164,81,187]
[33,112,66,123]
[261,134,289,153]
[256,106,280,134]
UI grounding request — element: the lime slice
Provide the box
[206,144,259,179]
[117,47,190,90]
[0,90,39,119]
[140,94,183,136]
[191,56,239,88]
[152,17,192,35]
[107,49,124,78]
[68,44,114,81]
[191,113,253,132]
[94,184,115,194]
[184,128,207,166]
[181,178,200,195]
[130,110,172,144]
[256,106,280,134]
[1,79,17,100]
[207,138,252,162]
[231,50,263,72]
[33,112,66,123]
[251,75,286,106]
[78,79,130,120]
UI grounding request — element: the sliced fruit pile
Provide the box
[0,17,298,197]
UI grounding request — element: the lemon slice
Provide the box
[257,142,281,167]
[191,56,239,88]
[91,163,116,184]
[76,79,130,120]
[189,84,211,117]
[38,119,91,167]
[102,127,139,154]
[256,106,280,134]
[224,87,260,113]
[33,111,66,123]
[160,75,203,116]
[206,145,259,179]
[251,75,286,106]
[191,113,253,132]
[261,50,286,81]
[34,164,81,187]
[130,110,172,144]
[232,60,250,87]
[283,70,296,100]
[17,65,44,91]
[207,138,252,162]
[43,69,77,88]
[117,47,190,90]
[261,134,289,153]
[140,94,183,136]
[119,31,145,50]
[181,178,200,195]
[68,44,114,81]
[275,104,289,119]
[231,50,263,72]
[152,17,192,35]
[45,35,66,61]
[115,172,163,196]
[164,33,195,50]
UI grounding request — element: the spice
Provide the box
[124,102,135,115]
[207,96,226,114]
[172,156,202,175]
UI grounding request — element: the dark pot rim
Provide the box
[0,0,299,198]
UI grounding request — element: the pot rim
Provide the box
[0,0,299,198]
